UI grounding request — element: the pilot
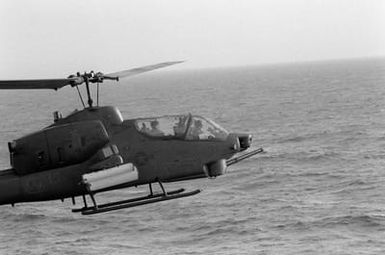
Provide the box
[173,116,186,136]
[149,120,164,136]
[190,120,204,139]
[140,123,150,133]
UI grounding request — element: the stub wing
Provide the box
[83,162,139,193]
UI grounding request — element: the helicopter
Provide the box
[0,61,263,215]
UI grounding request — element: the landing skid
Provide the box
[72,181,201,215]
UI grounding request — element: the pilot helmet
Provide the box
[151,120,159,128]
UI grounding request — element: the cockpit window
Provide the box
[135,114,228,141]
[185,116,228,141]
[135,115,189,138]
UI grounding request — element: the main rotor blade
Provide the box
[0,61,183,90]
[0,78,74,90]
[105,61,184,79]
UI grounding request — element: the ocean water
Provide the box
[0,58,385,254]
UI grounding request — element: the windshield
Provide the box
[135,115,189,138]
[185,116,228,141]
[135,114,228,141]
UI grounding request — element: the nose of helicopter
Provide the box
[203,132,253,178]
[227,133,253,151]
[237,133,253,150]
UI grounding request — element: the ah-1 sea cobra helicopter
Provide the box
[0,61,263,215]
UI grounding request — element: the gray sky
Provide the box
[1,0,384,78]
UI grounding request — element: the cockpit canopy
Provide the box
[135,114,229,141]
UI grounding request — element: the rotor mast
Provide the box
[75,70,113,108]
[84,74,93,108]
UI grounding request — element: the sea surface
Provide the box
[0,58,385,254]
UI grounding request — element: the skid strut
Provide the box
[72,181,200,215]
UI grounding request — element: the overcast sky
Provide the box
[1,0,384,78]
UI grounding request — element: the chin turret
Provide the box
[203,159,227,178]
